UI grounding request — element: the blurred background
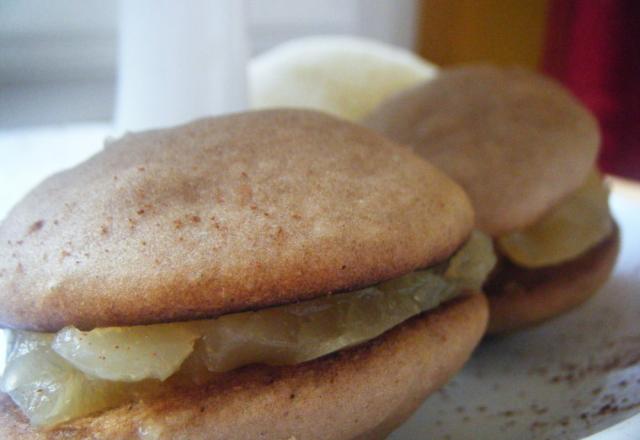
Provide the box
[0,0,638,181]
[0,0,420,128]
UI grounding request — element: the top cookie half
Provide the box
[365,65,599,236]
[0,109,473,331]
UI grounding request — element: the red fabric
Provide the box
[543,0,640,180]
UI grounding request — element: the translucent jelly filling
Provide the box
[497,171,612,268]
[1,231,495,427]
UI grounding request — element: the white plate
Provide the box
[1,127,639,439]
[392,179,640,440]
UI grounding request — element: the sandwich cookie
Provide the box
[0,109,492,438]
[365,66,619,334]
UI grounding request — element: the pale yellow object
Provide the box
[445,230,496,290]
[249,36,437,121]
[0,332,129,426]
[498,172,613,268]
[52,324,199,382]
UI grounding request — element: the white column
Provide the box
[114,0,248,132]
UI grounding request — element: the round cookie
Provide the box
[0,109,473,331]
[365,65,618,334]
[0,108,488,438]
[365,65,600,236]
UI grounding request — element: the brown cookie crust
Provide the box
[365,65,599,236]
[0,294,488,440]
[0,109,473,331]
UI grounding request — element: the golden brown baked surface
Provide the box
[0,294,488,440]
[485,222,619,334]
[0,109,473,331]
[364,65,599,236]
